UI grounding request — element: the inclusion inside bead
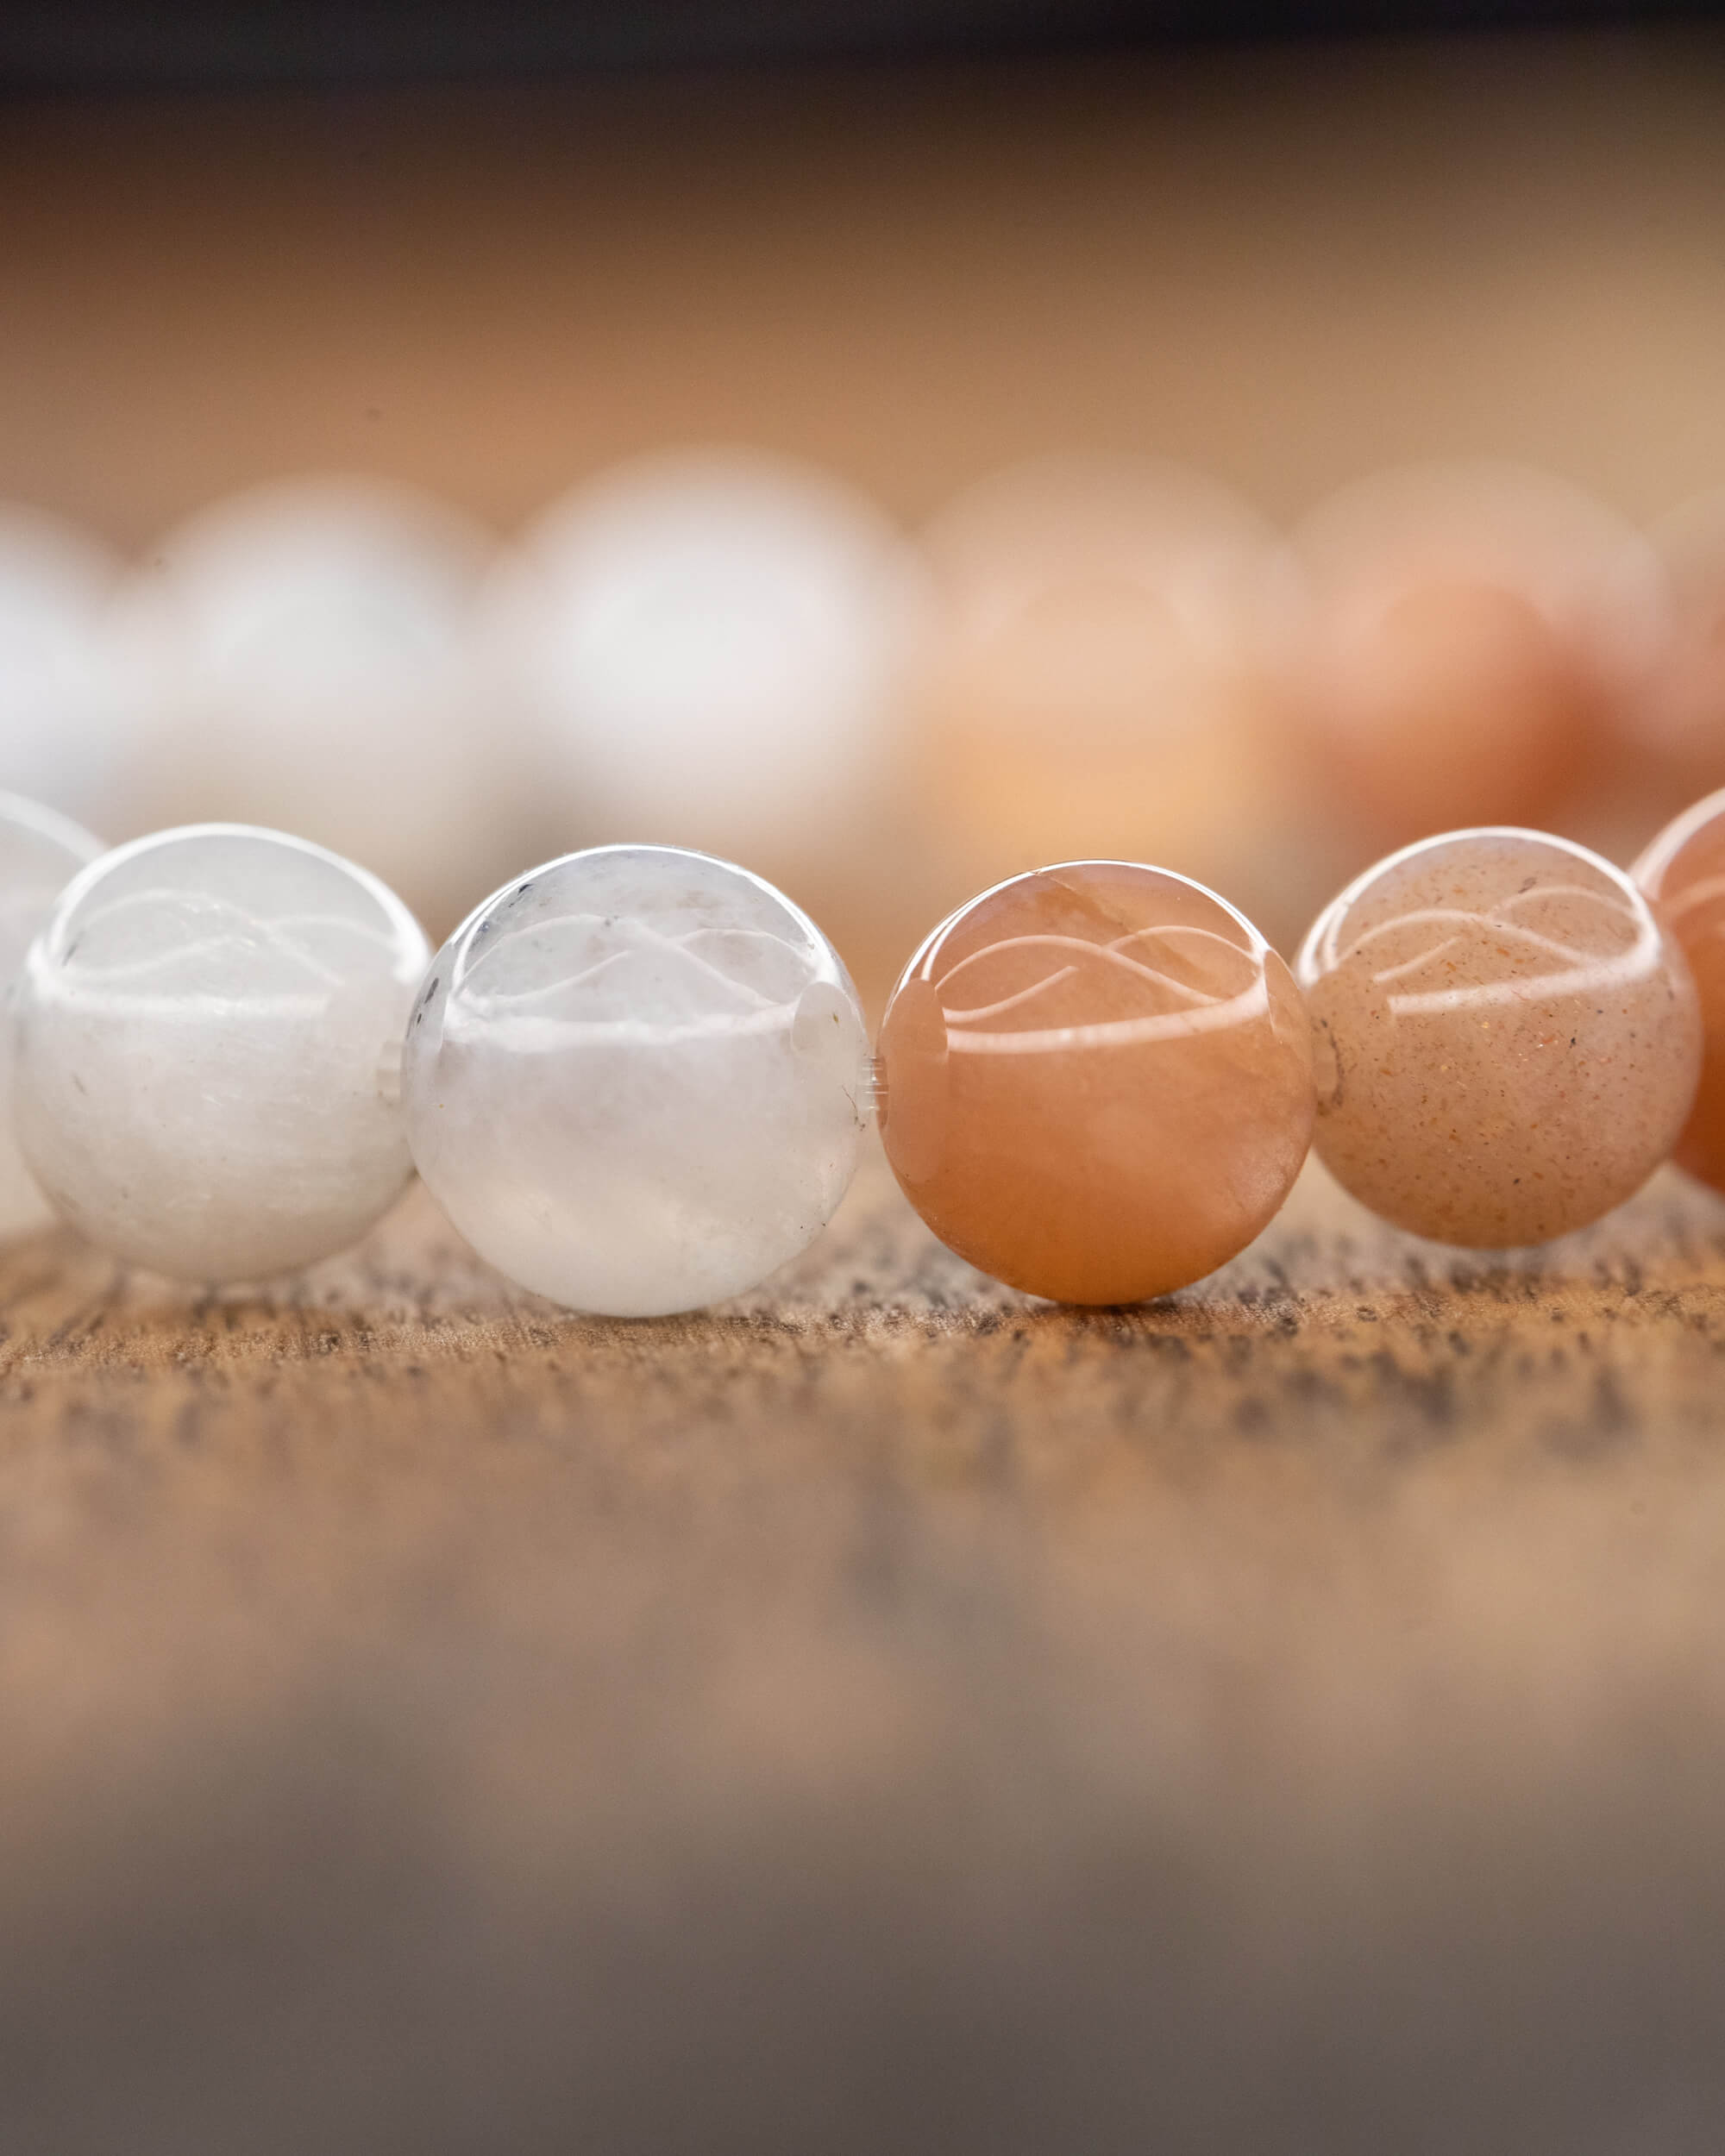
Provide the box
[877,861,1314,1304]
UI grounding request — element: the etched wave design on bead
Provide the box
[1653,872,1725,941]
[0,887,72,956]
[38,887,407,1015]
[449,911,825,1049]
[929,924,1270,1056]
[1327,883,1660,1014]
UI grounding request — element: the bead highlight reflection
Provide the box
[14,825,430,1282]
[878,862,1314,1304]
[403,846,871,1317]
[1298,829,1701,1247]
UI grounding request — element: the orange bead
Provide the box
[911,460,1298,921]
[1290,463,1660,849]
[1634,789,1725,1195]
[1302,574,1596,842]
[1300,829,1701,1246]
[1629,493,1725,800]
[877,862,1314,1304]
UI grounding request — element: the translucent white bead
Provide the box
[0,793,104,1237]
[15,825,430,1282]
[403,846,870,1316]
[0,506,136,828]
[494,452,928,858]
[116,478,524,926]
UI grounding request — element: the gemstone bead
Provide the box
[0,505,135,829]
[1634,789,1725,1194]
[1634,492,1725,800]
[1290,463,1660,845]
[403,846,871,1317]
[1298,829,1701,1246]
[117,479,517,929]
[914,460,1294,903]
[14,825,430,1282]
[876,862,1314,1304]
[1301,575,1594,839]
[500,454,926,862]
[0,793,103,1237]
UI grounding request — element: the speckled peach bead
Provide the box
[1634,790,1725,1195]
[877,862,1314,1304]
[1298,829,1702,1247]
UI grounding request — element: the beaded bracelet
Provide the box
[2,784,1721,1314]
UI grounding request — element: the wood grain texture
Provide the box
[5,1144,1725,2151]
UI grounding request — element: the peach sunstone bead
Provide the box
[1300,575,1596,843]
[1298,829,1702,1248]
[1289,462,1664,851]
[876,862,1314,1304]
[1634,789,1725,1195]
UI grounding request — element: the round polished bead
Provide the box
[876,862,1314,1305]
[1290,463,1660,845]
[14,825,430,1282]
[499,454,926,862]
[1304,576,1593,837]
[914,459,1293,895]
[117,479,518,929]
[1298,829,1701,1247]
[402,846,871,1317]
[0,793,103,1236]
[1634,789,1725,1194]
[0,505,135,829]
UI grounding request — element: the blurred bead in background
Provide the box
[498,456,917,830]
[487,448,933,1004]
[1286,461,1666,864]
[0,504,136,832]
[3,448,1724,1002]
[1634,491,1725,806]
[911,456,1307,945]
[113,476,528,936]
[0,792,104,1237]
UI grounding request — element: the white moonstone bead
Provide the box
[0,505,135,828]
[15,825,430,1282]
[403,846,870,1316]
[495,452,927,857]
[0,793,104,1237]
[116,478,523,927]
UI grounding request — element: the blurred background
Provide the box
[9,11,1725,2155]
[6,5,1725,1008]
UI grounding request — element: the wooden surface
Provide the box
[6,1144,1725,2150]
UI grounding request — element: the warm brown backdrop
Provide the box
[4,28,1725,548]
